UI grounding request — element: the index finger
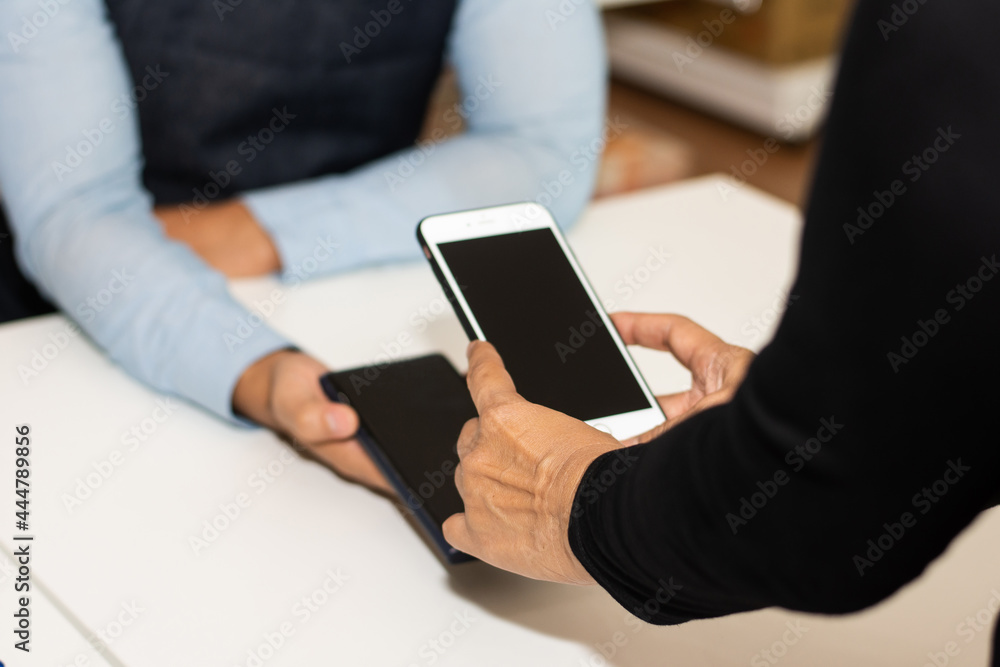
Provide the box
[611,312,725,372]
[466,340,520,414]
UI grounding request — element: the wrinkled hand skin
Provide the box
[611,312,755,446]
[443,313,754,583]
[443,341,621,585]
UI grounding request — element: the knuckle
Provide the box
[481,401,520,429]
[478,406,503,431]
[461,447,486,473]
[459,417,479,437]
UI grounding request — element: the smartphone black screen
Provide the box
[321,355,476,560]
[436,228,650,422]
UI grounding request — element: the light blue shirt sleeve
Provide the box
[243,0,608,281]
[0,0,604,424]
[0,0,292,423]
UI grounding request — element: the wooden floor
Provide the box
[608,78,821,206]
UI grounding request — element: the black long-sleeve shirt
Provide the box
[568,0,1000,661]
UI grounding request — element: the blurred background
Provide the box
[426,0,855,207]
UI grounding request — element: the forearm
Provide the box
[568,371,993,623]
[18,173,292,420]
[0,0,291,422]
[569,0,1000,623]
[243,132,599,277]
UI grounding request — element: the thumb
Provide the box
[442,513,474,553]
[314,401,361,442]
[278,391,360,444]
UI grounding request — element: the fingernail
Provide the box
[467,340,478,355]
[325,412,338,434]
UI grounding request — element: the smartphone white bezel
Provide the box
[419,202,665,441]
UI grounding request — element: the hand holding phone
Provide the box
[418,202,665,440]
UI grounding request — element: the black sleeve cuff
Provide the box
[567,446,695,625]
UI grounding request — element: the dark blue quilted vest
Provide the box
[103,0,459,203]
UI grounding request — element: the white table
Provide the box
[0,545,116,667]
[2,176,998,666]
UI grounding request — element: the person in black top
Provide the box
[441,0,1000,663]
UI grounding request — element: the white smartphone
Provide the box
[417,202,665,441]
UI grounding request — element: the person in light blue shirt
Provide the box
[0,0,606,488]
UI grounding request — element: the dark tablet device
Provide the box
[319,354,477,564]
